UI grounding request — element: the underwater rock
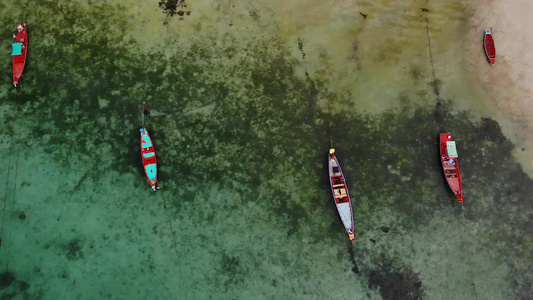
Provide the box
[352,265,360,274]
[369,263,423,299]
[19,281,30,291]
[0,271,16,289]
[159,0,191,18]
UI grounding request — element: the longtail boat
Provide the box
[440,133,463,202]
[484,29,496,65]
[140,102,158,191]
[12,23,28,87]
[328,148,355,241]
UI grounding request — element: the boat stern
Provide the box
[455,191,463,202]
[149,180,158,191]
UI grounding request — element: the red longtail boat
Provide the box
[140,102,158,191]
[484,29,496,65]
[12,23,28,87]
[440,133,463,202]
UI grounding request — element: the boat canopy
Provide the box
[446,141,458,157]
[11,43,22,56]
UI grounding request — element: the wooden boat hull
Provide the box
[13,23,28,86]
[140,127,158,191]
[440,133,463,202]
[484,29,496,64]
[328,148,355,241]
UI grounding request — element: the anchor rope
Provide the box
[158,186,180,257]
[461,204,479,300]
[5,149,20,272]
[425,17,439,97]
[0,134,20,274]
[157,184,184,298]
[1,137,15,245]
[21,4,27,22]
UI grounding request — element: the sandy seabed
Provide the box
[466,0,533,176]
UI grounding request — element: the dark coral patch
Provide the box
[65,238,85,261]
[159,0,191,17]
[0,271,16,290]
[369,261,423,300]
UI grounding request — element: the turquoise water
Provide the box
[1,0,532,299]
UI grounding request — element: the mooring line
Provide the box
[425,17,439,97]
[1,136,15,256]
[5,150,20,272]
[0,136,18,264]
[346,240,359,274]
[159,189,180,256]
[461,204,479,300]
[149,265,172,296]
[21,4,27,22]
[158,186,185,297]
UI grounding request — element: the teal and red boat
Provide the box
[440,133,463,202]
[484,29,496,65]
[140,102,158,191]
[12,23,28,87]
[328,148,355,241]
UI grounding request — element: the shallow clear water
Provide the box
[1,0,532,299]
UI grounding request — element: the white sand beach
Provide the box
[466,0,533,176]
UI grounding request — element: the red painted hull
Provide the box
[328,149,355,241]
[13,23,28,86]
[140,127,158,191]
[484,29,496,64]
[440,133,463,202]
